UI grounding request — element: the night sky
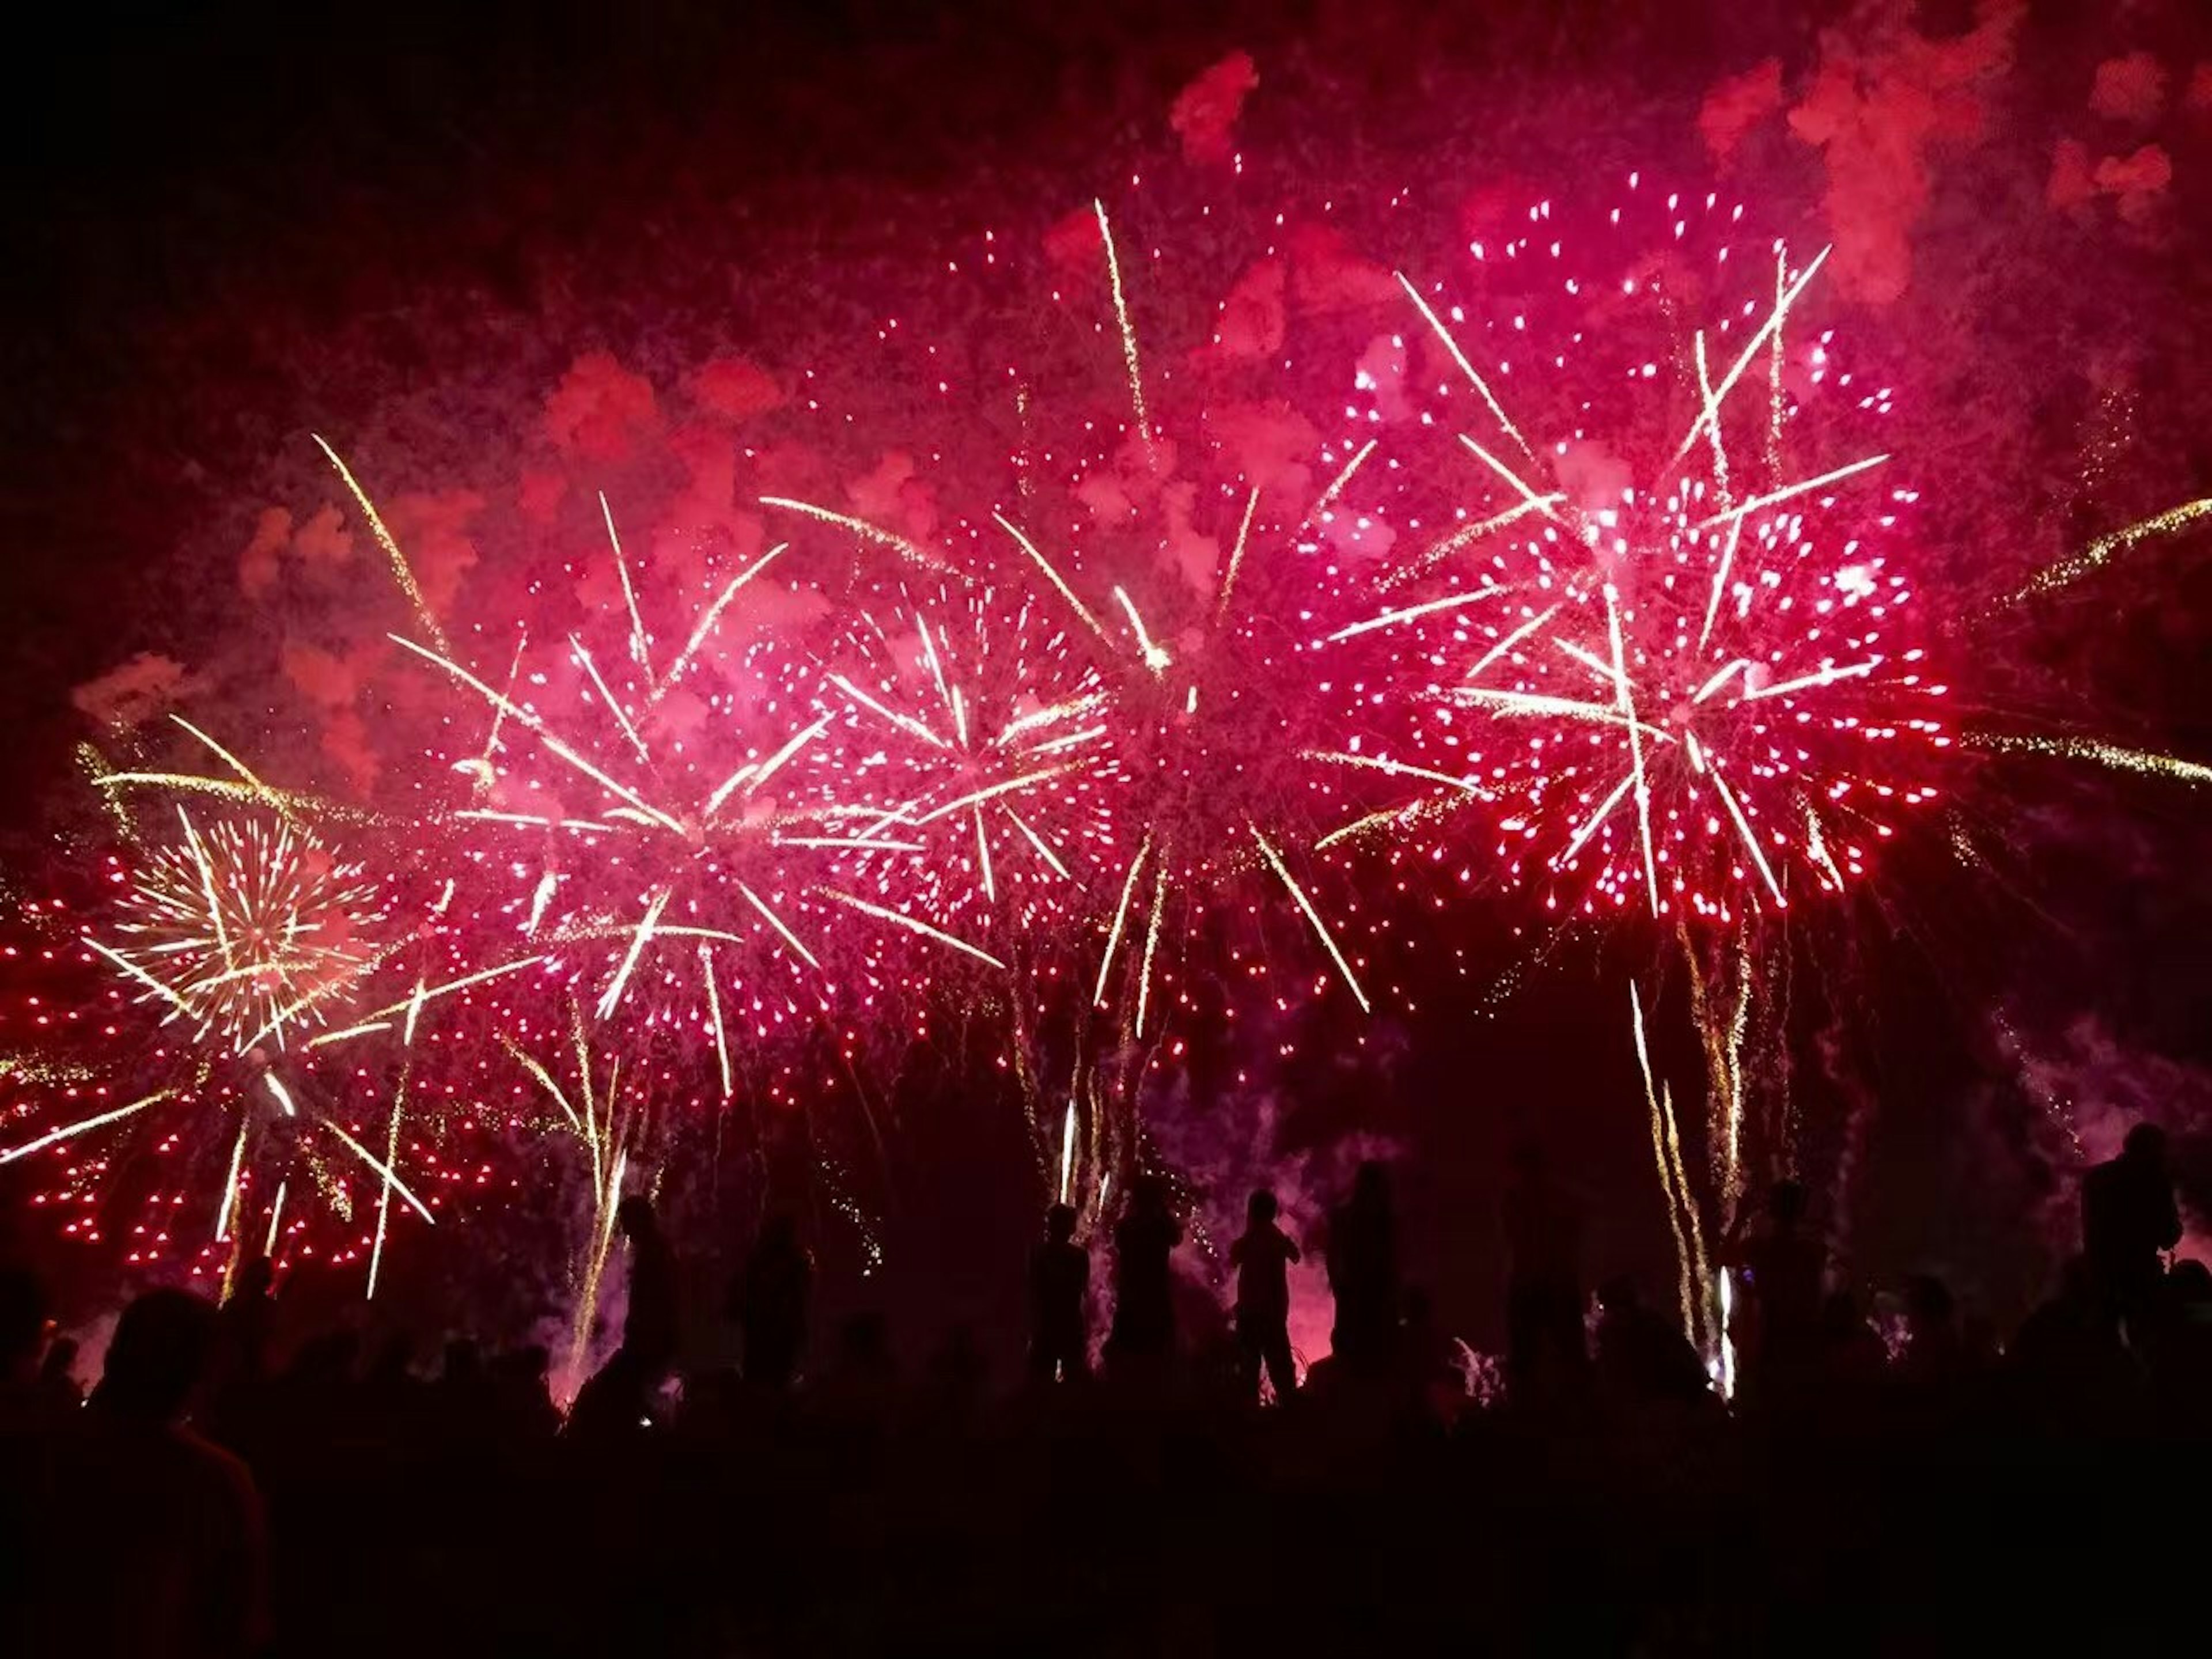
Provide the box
[5,1,2211,1356]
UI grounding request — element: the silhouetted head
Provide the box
[442,1337,483,1382]
[0,1267,44,1372]
[1819,1289,1863,1338]
[1247,1189,1279,1225]
[1129,1173,1171,1218]
[236,1255,275,1300]
[1351,1161,1391,1210]
[1045,1203,1077,1244]
[2122,1122,2168,1169]
[617,1194,656,1241]
[40,1335,79,1385]
[2169,1258,2212,1305]
[1597,1275,1641,1315]
[759,1214,798,1255]
[1904,1273,1954,1331]
[1767,1179,1808,1228]
[96,1289,217,1423]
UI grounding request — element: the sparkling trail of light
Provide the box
[1134,856,1168,1037]
[569,635,650,762]
[974,810,996,902]
[1456,434,1566,522]
[1216,488,1262,620]
[1111,587,1171,673]
[1465,604,1561,681]
[737,882,824,971]
[1297,438,1378,534]
[1251,825,1370,1013]
[653,543,788,701]
[322,1117,434,1225]
[1378,499,1558,594]
[264,1181,287,1256]
[366,1068,407,1300]
[1305,751,1484,796]
[1697,518,1746,653]
[596,888,672,1020]
[1666,245,1831,470]
[388,634,688,834]
[1093,200,1150,450]
[1660,1078,1711,1346]
[1059,1100,1075,1204]
[263,1073,299,1118]
[759,496,945,571]
[911,765,1078,824]
[819,889,1007,970]
[2008,497,2212,603]
[1441,685,1675,744]
[313,435,452,654]
[171,719,295,823]
[1630,984,1697,1347]
[308,1020,392,1049]
[1005,809,1073,881]
[995,514,1110,643]
[501,1036,584,1132]
[993,692,1108,750]
[358,955,547,1024]
[1395,271,1536,460]
[828,672,954,750]
[214,1114,250,1243]
[1709,767,1785,906]
[1966,731,2212,785]
[1806,809,1847,892]
[0,1089,175,1165]
[1688,453,1891,533]
[600,491,654,677]
[1095,836,1152,1006]
[699,944,733,1098]
[83,936,200,1025]
[1606,588,1664,918]
[1324,588,1501,645]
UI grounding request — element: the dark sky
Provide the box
[6,1,2212,1345]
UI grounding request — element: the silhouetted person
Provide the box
[1815,1288,1889,1402]
[0,1265,49,1434]
[28,1289,270,1658]
[1594,1276,1709,1407]
[1230,1188,1300,1403]
[2083,1123,2181,1339]
[2010,1255,2138,1433]
[734,1213,812,1389]
[1029,1203,1090,1384]
[37,1335,82,1412]
[489,1344,560,1442]
[1504,1141,1588,1397]
[569,1194,679,1437]
[1107,1175,1182,1365]
[1327,1161,1399,1371]
[1722,1179,1823,1406]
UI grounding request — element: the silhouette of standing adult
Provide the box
[1721,1178,1823,1407]
[1503,1140,1588,1398]
[734,1213,813,1389]
[1106,1175,1181,1366]
[1327,1162,1400,1372]
[26,1289,270,1659]
[2083,1122,2181,1339]
[1230,1188,1300,1403]
[1029,1203,1091,1384]
[569,1194,679,1437]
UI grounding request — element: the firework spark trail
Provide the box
[1093,200,1150,453]
[1690,454,1891,534]
[1709,767,1785,907]
[263,1073,300,1118]
[1378,499,1557,593]
[214,1112,251,1242]
[1605,589,1665,918]
[502,1036,584,1132]
[1967,731,2212,785]
[1215,488,1262,620]
[1251,825,1369,1013]
[366,1066,408,1300]
[1455,435,1567,523]
[1324,588,1502,645]
[819,889,1007,970]
[1665,245,1831,471]
[1465,604,1561,681]
[650,543,789,702]
[1111,588,1171,673]
[1095,836,1152,1006]
[596,888,672,1020]
[1440,686,1674,743]
[1305,751,1486,796]
[388,635,687,834]
[1005,810,1073,880]
[760,497,946,571]
[699,944,734,1099]
[264,1181,287,1256]
[0,1090,175,1165]
[1659,1078,1711,1340]
[1395,272,1536,460]
[2006,497,2212,604]
[322,1116,435,1225]
[828,673,953,750]
[995,514,1109,643]
[1297,438,1378,535]
[1630,984,1698,1347]
[1059,1100,1075,1203]
[170,719,294,823]
[597,491,655,676]
[1134,855,1169,1037]
[357,956,547,1025]
[313,435,452,654]
[1694,331,1733,511]
[570,635,650,762]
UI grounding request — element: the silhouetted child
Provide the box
[1030,1203,1090,1384]
[2084,1122,2181,1340]
[1230,1189,1300,1403]
[569,1194,679,1439]
[1722,1178,1823,1407]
